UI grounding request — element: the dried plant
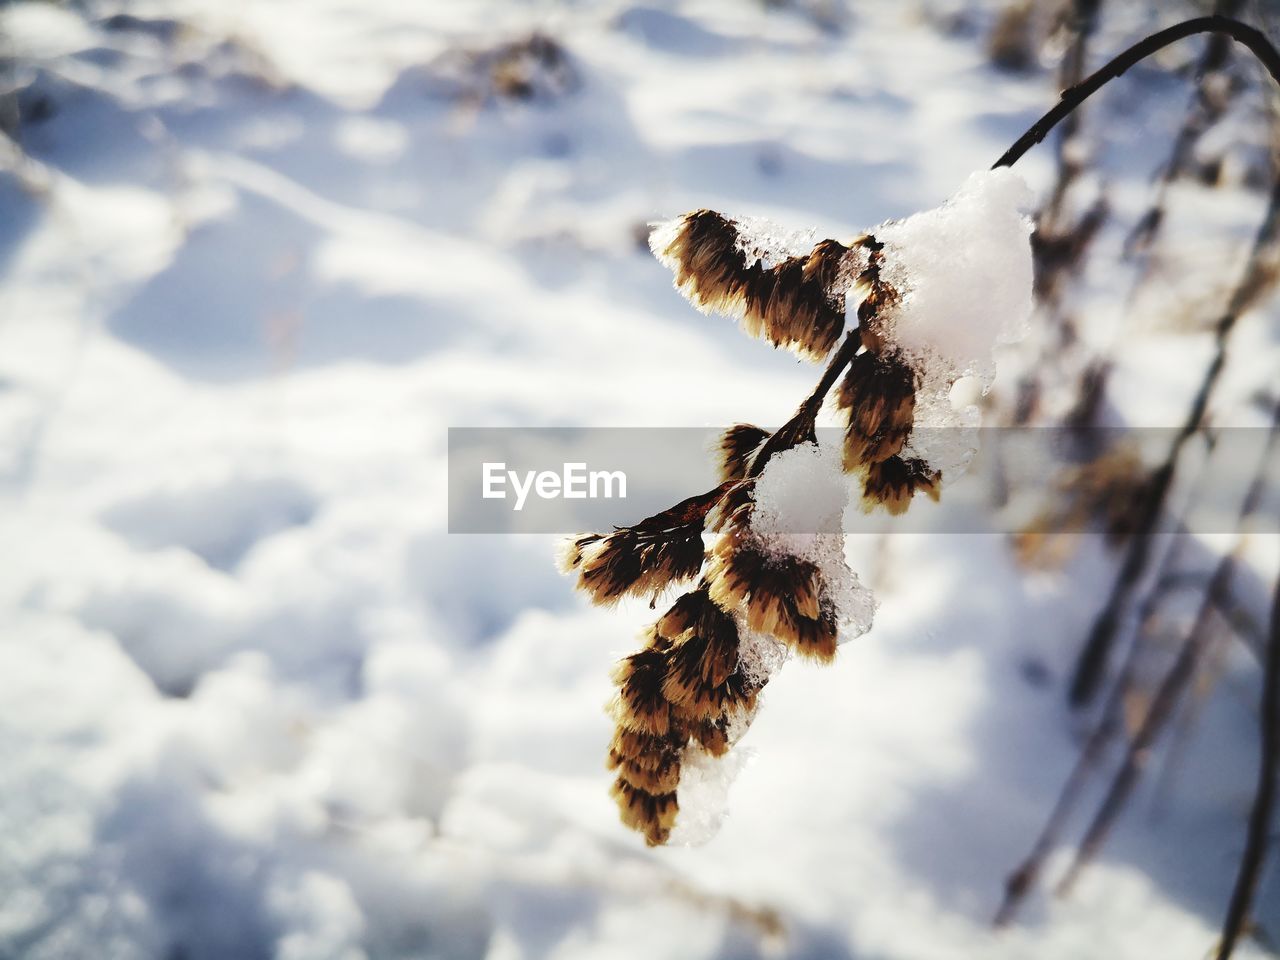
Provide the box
[1068,174,1280,708]
[484,32,577,102]
[987,1,1040,74]
[441,32,578,105]
[412,31,579,108]
[984,16,1280,956]
[1012,442,1152,568]
[557,17,1280,960]
[559,172,1035,844]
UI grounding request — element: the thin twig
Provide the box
[1125,0,1247,258]
[1214,576,1278,960]
[1149,626,1230,822]
[1039,0,1102,232]
[746,327,863,476]
[1214,424,1280,958]
[1056,404,1280,900]
[1055,571,1227,895]
[1215,595,1269,662]
[994,520,1195,927]
[1072,0,1248,434]
[994,16,1280,170]
[997,402,1278,926]
[1068,174,1280,707]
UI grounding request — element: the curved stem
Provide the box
[1216,571,1280,959]
[984,15,1280,954]
[1213,403,1280,959]
[993,15,1280,170]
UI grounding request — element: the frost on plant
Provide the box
[562,169,1034,846]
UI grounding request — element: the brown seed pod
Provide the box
[561,486,726,606]
[689,717,732,757]
[705,531,834,660]
[716,424,771,482]
[651,210,860,361]
[861,456,941,515]
[708,479,756,533]
[605,582,779,844]
[610,648,674,737]
[609,748,682,795]
[607,712,686,840]
[836,349,918,469]
[608,726,682,766]
[852,238,897,355]
[610,777,679,846]
[653,587,715,641]
[779,603,839,663]
[661,609,746,722]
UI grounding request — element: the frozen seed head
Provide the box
[661,602,750,722]
[610,778,679,846]
[604,585,766,846]
[824,171,1033,505]
[837,350,918,469]
[748,440,877,643]
[715,423,771,483]
[653,587,713,640]
[708,479,756,533]
[689,716,732,757]
[611,648,674,737]
[650,209,868,361]
[850,239,898,355]
[876,167,1034,374]
[861,456,941,515]
[558,486,725,606]
[591,168,1034,847]
[706,533,837,662]
[608,743,682,795]
[560,527,703,606]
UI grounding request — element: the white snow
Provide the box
[874,168,1036,480]
[729,215,824,269]
[749,438,878,641]
[751,438,849,541]
[735,627,790,690]
[877,167,1036,376]
[667,746,751,848]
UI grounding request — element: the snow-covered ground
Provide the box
[1,2,1276,958]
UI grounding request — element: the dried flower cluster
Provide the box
[560,224,905,845]
[562,170,1034,844]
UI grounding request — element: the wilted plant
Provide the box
[406,31,578,109]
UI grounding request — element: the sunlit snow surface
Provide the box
[1,1,1276,959]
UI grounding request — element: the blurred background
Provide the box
[1,1,1278,958]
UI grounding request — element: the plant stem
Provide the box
[1038,0,1102,231]
[993,16,1280,171]
[1125,0,1247,257]
[1067,174,1280,707]
[1056,561,1231,894]
[1214,409,1280,957]
[1059,420,1278,954]
[746,327,863,476]
[1216,568,1279,958]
